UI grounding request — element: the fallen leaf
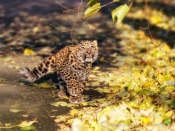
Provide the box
[71,118,83,131]
[33,82,52,88]
[20,125,36,131]
[10,108,21,113]
[51,101,68,107]
[69,109,79,116]
[23,48,36,56]
[18,119,37,127]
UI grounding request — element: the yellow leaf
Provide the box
[32,27,39,33]
[165,111,173,118]
[55,115,69,123]
[70,109,79,116]
[14,66,20,70]
[67,119,73,124]
[113,0,119,2]
[87,0,99,6]
[97,106,114,121]
[99,57,105,62]
[162,44,170,51]
[51,101,68,107]
[98,115,107,123]
[57,124,70,131]
[3,57,13,62]
[141,117,150,125]
[33,82,52,88]
[91,66,100,72]
[11,60,16,64]
[23,48,36,56]
[151,16,163,24]
[112,4,132,23]
[128,101,137,107]
[84,3,101,18]
[109,81,117,87]
[81,102,88,106]
[110,53,117,57]
[71,118,83,131]
[10,108,21,113]
[18,119,37,127]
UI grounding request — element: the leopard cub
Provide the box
[19,40,98,103]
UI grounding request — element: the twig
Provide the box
[63,3,87,13]
[140,0,156,45]
[81,18,94,37]
[50,24,72,33]
[53,0,119,42]
[101,1,114,8]
[52,0,85,43]
[55,0,69,10]
[0,125,17,129]
[55,0,87,13]
[69,0,84,43]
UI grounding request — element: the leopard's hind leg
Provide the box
[56,72,67,98]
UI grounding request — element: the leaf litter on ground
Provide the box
[53,2,175,130]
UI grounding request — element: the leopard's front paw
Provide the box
[57,90,67,98]
[69,96,84,104]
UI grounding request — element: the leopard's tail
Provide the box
[19,56,56,82]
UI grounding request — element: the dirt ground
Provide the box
[0,55,72,131]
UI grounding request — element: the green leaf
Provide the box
[20,126,36,131]
[111,4,132,23]
[84,3,101,18]
[163,118,172,125]
[86,0,99,6]
[138,89,153,95]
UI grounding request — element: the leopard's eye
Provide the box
[81,46,86,49]
[91,45,95,49]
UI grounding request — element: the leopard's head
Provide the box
[77,40,98,63]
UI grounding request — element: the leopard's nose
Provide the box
[86,54,91,58]
[86,49,92,54]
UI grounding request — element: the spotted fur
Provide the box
[19,40,98,103]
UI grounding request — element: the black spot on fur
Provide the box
[42,68,48,73]
[40,64,43,68]
[38,67,42,72]
[51,64,55,68]
[51,59,54,64]
[45,61,50,67]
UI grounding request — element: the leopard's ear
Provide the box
[92,40,98,45]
